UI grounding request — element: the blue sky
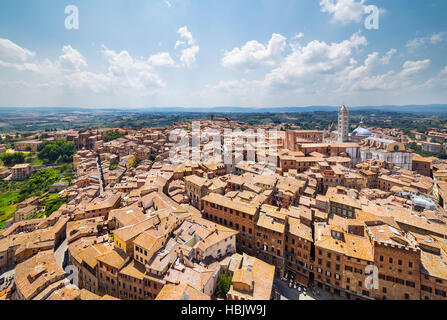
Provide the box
[0,0,446,108]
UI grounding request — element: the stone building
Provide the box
[337,105,349,143]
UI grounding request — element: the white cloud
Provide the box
[102,46,153,76]
[265,32,367,88]
[177,26,195,46]
[430,32,447,44]
[0,38,36,62]
[180,45,200,69]
[380,48,397,64]
[406,32,447,50]
[174,40,185,49]
[57,45,88,71]
[339,58,431,92]
[149,52,176,67]
[98,46,164,91]
[399,59,431,77]
[0,39,165,95]
[293,32,304,39]
[207,31,437,105]
[222,33,287,71]
[320,0,366,24]
[406,38,425,50]
[175,26,200,68]
[440,66,447,76]
[0,60,53,73]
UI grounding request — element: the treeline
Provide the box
[19,169,60,200]
[38,139,77,164]
[0,152,25,166]
[103,131,128,142]
[408,142,447,159]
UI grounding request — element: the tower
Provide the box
[338,105,349,142]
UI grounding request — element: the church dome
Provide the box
[352,126,372,136]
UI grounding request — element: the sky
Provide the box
[0,0,446,109]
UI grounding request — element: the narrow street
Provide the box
[53,238,79,288]
[0,267,15,293]
[273,277,344,301]
[96,155,105,195]
[54,238,68,269]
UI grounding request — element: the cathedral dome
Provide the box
[352,126,372,137]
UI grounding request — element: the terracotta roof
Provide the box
[156,283,211,300]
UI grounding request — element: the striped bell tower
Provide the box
[338,105,349,142]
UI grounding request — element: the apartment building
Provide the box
[96,249,129,297]
[14,140,42,152]
[255,205,286,276]
[227,253,275,300]
[284,216,313,286]
[201,192,264,254]
[285,130,324,151]
[11,163,33,180]
[14,250,65,300]
[412,154,432,177]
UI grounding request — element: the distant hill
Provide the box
[202,105,447,114]
[0,104,446,115]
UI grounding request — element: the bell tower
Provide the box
[338,105,349,142]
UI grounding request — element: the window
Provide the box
[435,289,446,297]
[421,285,432,293]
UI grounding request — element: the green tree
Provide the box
[38,139,76,164]
[103,131,127,142]
[216,273,232,299]
[0,152,25,166]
